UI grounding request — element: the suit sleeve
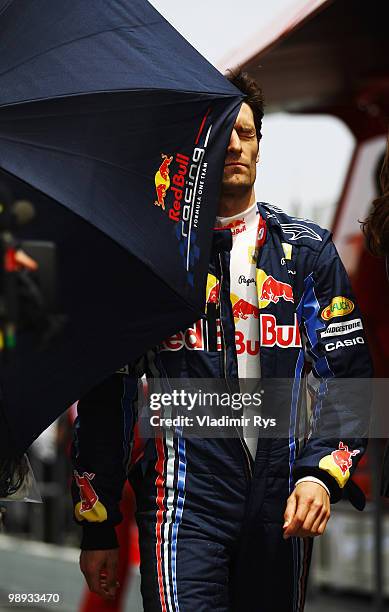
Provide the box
[292,237,373,503]
[71,368,139,550]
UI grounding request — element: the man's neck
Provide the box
[218,188,256,218]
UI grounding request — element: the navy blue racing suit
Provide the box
[71,203,372,612]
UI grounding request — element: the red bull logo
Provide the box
[319,441,360,487]
[331,441,360,475]
[74,470,107,522]
[153,152,191,220]
[235,330,259,356]
[160,319,213,352]
[205,273,220,310]
[168,153,190,222]
[259,275,294,304]
[74,471,98,512]
[256,270,294,309]
[154,154,173,210]
[232,298,260,320]
[260,314,301,348]
[224,218,246,236]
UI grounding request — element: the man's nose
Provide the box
[227,129,242,155]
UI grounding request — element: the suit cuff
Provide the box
[295,476,330,497]
[292,466,342,502]
[81,523,119,550]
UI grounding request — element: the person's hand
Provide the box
[79,549,120,600]
[283,481,330,539]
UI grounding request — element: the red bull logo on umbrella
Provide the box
[256,269,294,309]
[74,470,107,523]
[154,154,173,210]
[319,441,360,488]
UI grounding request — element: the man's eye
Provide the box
[240,131,256,138]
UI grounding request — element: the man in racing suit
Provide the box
[71,72,372,611]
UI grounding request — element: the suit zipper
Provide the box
[218,253,253,480]
[240,436,254,479]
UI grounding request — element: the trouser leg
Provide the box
[132,436,249,612]
[230,443,314,612]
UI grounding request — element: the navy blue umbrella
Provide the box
[0,0,243,455]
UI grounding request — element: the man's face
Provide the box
[221,102,259,196]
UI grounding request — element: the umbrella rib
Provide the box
[0,90,215,113]
[0,22,164,79]
[0,88,236,110]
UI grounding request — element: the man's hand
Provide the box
[283,482,330,539]
[79,549,119,600]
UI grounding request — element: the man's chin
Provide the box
[221,179,251,195]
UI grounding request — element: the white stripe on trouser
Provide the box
[162,422,176,612]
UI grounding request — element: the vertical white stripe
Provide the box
[162,422,176,612]
[296,538,304,611]
[204,124,212,148]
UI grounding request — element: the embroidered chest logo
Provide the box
[256,269,294,309]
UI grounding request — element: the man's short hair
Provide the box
[362,139,389,257]
[226,69,264,141]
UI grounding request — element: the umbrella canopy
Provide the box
[0,0,243,456]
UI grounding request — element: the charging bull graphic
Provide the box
[74,470,107,522]
[231,297,259,321]
[319,441,360,488]
[256,269,294,309]
[223,218,246,236]
[331,441,360,475]
[259,275,294,304]
[154,154,173,210]
[205,273,220,310]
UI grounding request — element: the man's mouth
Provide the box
[224,162,246,168]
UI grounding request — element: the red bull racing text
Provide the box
[151,109,214,283]
[161,313,302,354]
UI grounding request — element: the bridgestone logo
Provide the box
[320,318,363,338]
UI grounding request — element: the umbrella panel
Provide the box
[0,92,240,301]
[0,180,204,456]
